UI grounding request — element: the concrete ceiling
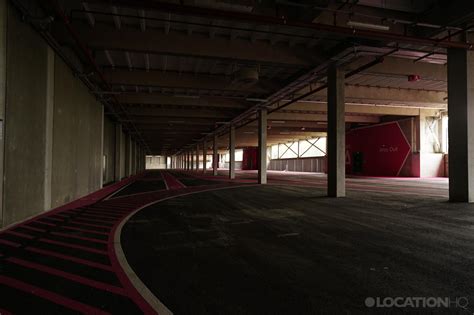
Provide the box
[34,0,470,154]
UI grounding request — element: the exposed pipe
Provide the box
[217,49,391,139]
[70,9,342,44]
[86,0,473,50]
[70,9,453,61]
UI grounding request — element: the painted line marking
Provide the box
[4,230,35,240]
[68,221,111,231]
[26,247,113,271]
[0,275,110,315]
[21,225,47,233]
[71,217,115,227]
[50,232,108,245]
[0,239,21,248]
[6,257,126,296]
[60,225,109,236]
[39,238,108,255]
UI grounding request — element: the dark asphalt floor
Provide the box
[122,185,474,315]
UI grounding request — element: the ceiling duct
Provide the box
[231,67,259,86]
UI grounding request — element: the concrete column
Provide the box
[138,146,142,172]
[327,64,346,197]
[187,151,190,170]
[213,134,218,176]
[258,108,267,184]
[125,134,132,176]
[114,124,122,181]
[44,47,54,210]
[131,140,136,175]
[448,48,474,202]
[99,106,104,187]
[202,141,207,173]
[229,126,235,179]
[135,143,139,174]
[196,144,200,171]
[0,0,5,226]
[190,150,194,170]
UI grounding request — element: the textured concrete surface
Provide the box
[0,0,6,227]
[52,58,102,208]
[103,117,116,185]
[3,6,49,226]
[122,180,472,314]
[120,130,126,179]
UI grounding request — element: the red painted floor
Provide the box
[0,171,240,314]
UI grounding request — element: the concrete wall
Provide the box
[51,58,102,208]
[3,6,51,225]
[0,0,6,227]
[0,5,139,227]
[268,157,326,173]
[103,117,116,185]
[146,156,167,169]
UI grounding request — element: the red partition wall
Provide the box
[242,147,258,170]
[346,121,412,176]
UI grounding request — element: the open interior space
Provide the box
[1,0,474,314]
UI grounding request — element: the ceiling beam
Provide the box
[351,56,447,81]
[70,22,319,67]
[117,93,251,109]
[124,107,237,118]
[292,84,446,108]
[268,112,380,123]
[104,69,269,93]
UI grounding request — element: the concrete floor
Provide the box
[121,172,472,315]
[0,170,465,314]
[202,169,449,198]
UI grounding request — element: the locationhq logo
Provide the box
[365,297,469,309]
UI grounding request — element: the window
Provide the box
[270,137,327,159]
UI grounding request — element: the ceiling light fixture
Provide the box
[174,94,200,99]
[245,98,268,102]
[347,20,390,31]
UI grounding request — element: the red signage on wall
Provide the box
[346,122,411,176]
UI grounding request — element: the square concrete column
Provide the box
[195,144,200,171]
[229,126,235,179]
[213,135,218,176]
[448,48,474,202]
[202,141,207,173]
[258,108,267,184]
[125,134,132,177]
[327,64,346,197]
[190,150,194,170]
[0,0,6,226]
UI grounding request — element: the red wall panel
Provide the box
[242,147,258,170]
[346,122,411,176]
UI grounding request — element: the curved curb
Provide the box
[112,184,258,314]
